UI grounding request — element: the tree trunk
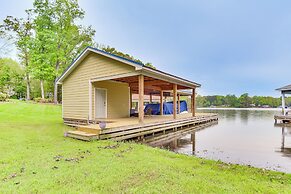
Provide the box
[53,60,60,104]
[40,79,45,100]
[24,51,31,101]
[53,79,58,104]
[25,72,31,101]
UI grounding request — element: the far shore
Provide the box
[197,107,282,111]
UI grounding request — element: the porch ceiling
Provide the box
[113,75,191,96]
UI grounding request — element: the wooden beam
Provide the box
[138,75,144,123]
[130,85,162,91]
[160,91,163,115]
[192,88,196,117]
[177,94,180,114]
[130,80,170,86]
[173,84,177,119]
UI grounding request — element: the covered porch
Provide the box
[88,72,199,124]
[66,72,220,141]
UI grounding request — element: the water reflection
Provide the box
[157,133,196,154]
[239,110,249,124]
[279,125,291,158]
[150,108,291,173]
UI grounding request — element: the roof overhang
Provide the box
[57,46,201,89]
[141,67,200,88]
[276,84,291,94]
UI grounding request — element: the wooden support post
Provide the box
[177,94,180,114]
[282,92,286,115]
[192,88,196,117]
[160,91,163,115]
[88,80,92,121]
[282,126,286,149]
[173,84,177,119]
[150,94,152,103]
[138,75,144,123]
[129,89,132,113]
[191,132,196,154]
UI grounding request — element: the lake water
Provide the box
[152,108,291,173]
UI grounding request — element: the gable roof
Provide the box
[57,46,201,88]
[276,84,291,92]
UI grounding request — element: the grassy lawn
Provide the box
[0,101,291,193]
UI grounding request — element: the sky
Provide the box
[1,0,291,97]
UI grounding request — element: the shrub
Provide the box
[0,92,8,102]
[46,98,53,103]
[33,97,43,103]
[33,97,54,103]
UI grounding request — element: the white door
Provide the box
[95,88,107,118]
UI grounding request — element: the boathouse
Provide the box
[57,47,218,140]
[274,84,291,123]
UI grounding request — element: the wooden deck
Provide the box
[66,113,218,141]
[274,115,291,124]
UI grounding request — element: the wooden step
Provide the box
[77,126,101,135]
[66,130,99,141]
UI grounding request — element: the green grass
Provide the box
[0,101,290,193]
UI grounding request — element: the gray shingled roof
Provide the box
[276,84,291,91]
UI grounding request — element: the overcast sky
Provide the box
[1,0,291,96]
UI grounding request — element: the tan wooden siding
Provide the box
[62,52,135,120]
[92,81,130,119]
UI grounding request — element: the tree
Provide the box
[32,0,95,103]
[196,95,210,107]
[0,11,34,100]
[30,45,55,99]
[0,58,25,98]
[238,93,252,108]
[29,3,55,99]
[225,94,239,107]
[99,45,155,69]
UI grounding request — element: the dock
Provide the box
[66,113,218,141]
[275,84,291,124]
[274,115,291,124]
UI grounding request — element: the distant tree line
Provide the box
[0,0,153,103]
[196,93,291,108]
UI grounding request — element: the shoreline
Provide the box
[197,107,282,111]
[1,102,291,193]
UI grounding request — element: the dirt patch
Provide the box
[97,144,120,149]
